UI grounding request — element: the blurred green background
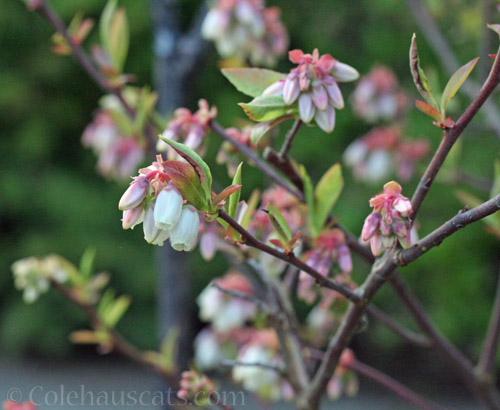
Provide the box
[0,0,499,383]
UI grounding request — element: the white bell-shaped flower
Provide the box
[169,206,200,251]
[154,184,184,231]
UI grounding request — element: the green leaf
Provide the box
[108,7,129,71]
[158,137,212,201]
[267,205,292,244]
[79,247,96,280]
[250,115,293,145]
[314,163,343,233]
[415,100,444,123]
[440,57,479,116]
[299,165,317,237]
[488,24,500,37]
[221,68,286,98]
[239,95,289,122]
[163,160,209,211]
[134,87,158,132]
[240,189,260,229]
[103,295,131,328]
[100,0,117,60]
[409,34,439,109]
[228,162,243,218]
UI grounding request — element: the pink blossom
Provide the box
[264,49,358,132]
[362,181,413,256]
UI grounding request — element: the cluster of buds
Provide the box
[298,229,352,304]
[82,110,144,181]
[232,329,284,401]
[11,255,71,303]
[118,156,200,250]
[177,370,216,405]
[202,0,288,66]
[3,402,36,410]
[327,349,359,401]
[156,100,217,157]
[262,49,359,132]
[350,65,410,123]
[361,181,413,256]
[343,127,429,183]
[197,271,256,332]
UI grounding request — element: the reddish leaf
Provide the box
[415,100,444,123]
[212,184,242,206]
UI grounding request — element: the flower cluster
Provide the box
[177,370,215,404]
[156,100,217,157]
[82,110,144,181]
[118,156,200,250]
[202,0,288,66]
[298,229,352,304]
[343,127,429,183]
[197,271,256,332]
[11,255,72,303]
[350,65,409,123]
[361,181,413,256]
[263,49,359,132]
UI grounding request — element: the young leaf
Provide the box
[100,0,117,61]
[409,34,439,109]
[240,189,260,229]
[488,24,500,37]
[250,115,293,145]
[221,68,286,98]
[213,185,242,208]
[103,295,131,328]
[415,100,444,123]
[267,205,292,244]
[163,160,209,211]
[314,163,343,233]
[239,95,289,122]
[108,7,129,71]
[440,57,479,116]
[79,247,96,280]
[228,162,243,218]
[158,137,212,201]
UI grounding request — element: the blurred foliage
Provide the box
[0,0,499,376]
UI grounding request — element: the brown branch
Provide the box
[367,305,433,347]
[212,283,270,312]
[411,46,500,220]
[218,209,362,304]
[278,119,302,159]
[477,266,500,378]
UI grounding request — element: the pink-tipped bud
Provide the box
[262,80,285,97]
[298,93,315,123]
[122,207,144,230]
[380,220,392,236]
[393,197,412,216]
[332,61,359,82]
[312,84,328,111]
[118,177,149,210]
[392,220,408,238]
[315,105,336,133]
[361,212,381,241]
[337,245,352,273]
[154,184,184,230]
[299,71,312,91]
[325,81,344,109]
[283,76,300,105]
[170,206,200,251]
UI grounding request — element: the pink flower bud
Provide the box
[299,70,312,90]
[283,75,300,105]
[170,206,200,251]
[118,177,149,210]
[122,207,144,230]
[393,197,412,216]
[315,105,336,133]
[337,245,352,273]
[361,212,381,241]
[262,80,285,96]
[370,233,384,256]
[312,84,328,111]
[332,61,359,82]
[154,184,184,230]
[325,81,344,109]
[392,220,408,238]
[298,93,315,123]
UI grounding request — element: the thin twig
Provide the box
[367,305,433,347]
[411,46,500,220]
[278,119,302,159]
[212,283,270,312]
[477,266,500,378]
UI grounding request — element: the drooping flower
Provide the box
[202,0,288,66]
[194,327,225,371]
[350,65,410,123]
[169,206,200,251]
[361,181,413,256]
[263,49,359,132]
[154,184,184,230]
[156,100,217,158]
